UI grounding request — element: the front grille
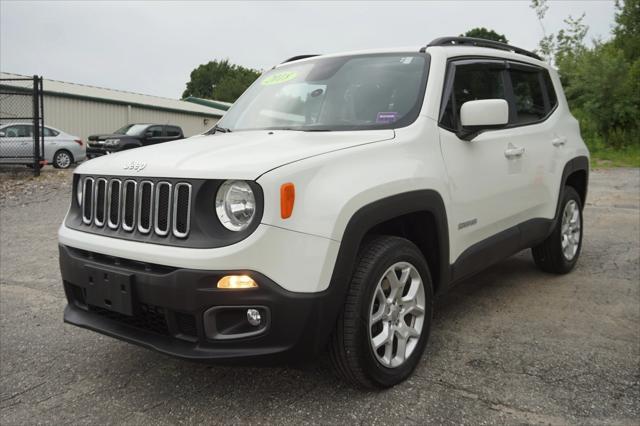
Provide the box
[94,178,107,226]
[80,176,192,238]
[82,177,94,224]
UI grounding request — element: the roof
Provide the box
[277,42,545,68]
[0,72,226,117]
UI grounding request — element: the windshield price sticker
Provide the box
[261,71,298,86]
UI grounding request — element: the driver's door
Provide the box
[439,59,531,277]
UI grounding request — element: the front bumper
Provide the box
[86,145,119,157]
[60,244,339,362]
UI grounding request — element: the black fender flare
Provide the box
[305,190,450,353]
[551,156,589,231]
[329,190,450,292]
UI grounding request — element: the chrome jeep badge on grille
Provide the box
[123,160,146,172]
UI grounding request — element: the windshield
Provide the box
[114,124,149,135]
[218,53,429,132]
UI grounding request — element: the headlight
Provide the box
[76,177,83,205]
[104,138,120,146]
[215,180,256,231]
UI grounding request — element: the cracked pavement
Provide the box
[1,167,639,425]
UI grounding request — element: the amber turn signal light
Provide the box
[217,275,258,289]
[280,182,295,219]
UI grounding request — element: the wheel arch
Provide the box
[556,156,589,216]
[329,190,450,298]
[546,156,589,239]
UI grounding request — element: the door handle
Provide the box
[504,143,525,159]
[552,136,567,147]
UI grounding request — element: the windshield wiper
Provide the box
[206,124,232,135]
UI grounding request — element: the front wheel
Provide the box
[532,186,583,274]
[329,236,433,389]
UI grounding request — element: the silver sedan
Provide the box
[0,123,86,169]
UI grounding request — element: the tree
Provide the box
[613,0,640,61]
[530,0,639,150]
[182,59,260,103]
[460,27,508,43]
[530,0,554,62]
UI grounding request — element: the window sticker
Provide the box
[400,57,414,64]
[376,112,399,123]
[261,71,298,86]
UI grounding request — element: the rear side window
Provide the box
[509,68,546,124]
[440,62,506,130]
[147,125,163,137]
[166,126,181,137]
[543,71,558,110]
[43,127,59,137]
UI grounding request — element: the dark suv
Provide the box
[87,124,184,157]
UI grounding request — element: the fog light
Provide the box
[217,275,258,289]
[246,309,262,326]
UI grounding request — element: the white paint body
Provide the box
[460,99,509,127]
[59,45,589,293]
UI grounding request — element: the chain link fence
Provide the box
[0,76,44,176]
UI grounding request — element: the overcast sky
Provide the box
[1,0,618,99]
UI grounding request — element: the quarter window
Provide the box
[543,71,558,110]
[43,127,59,137]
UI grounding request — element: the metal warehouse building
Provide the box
[0,72,228,141]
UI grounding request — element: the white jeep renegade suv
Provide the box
[59,37,589,388]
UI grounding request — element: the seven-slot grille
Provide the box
[80,177,192,238]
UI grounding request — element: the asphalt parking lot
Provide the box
[0,166,638,425]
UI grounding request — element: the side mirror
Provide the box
[0,131,5,137]
[458,99,509,141]
[144,131,154,138]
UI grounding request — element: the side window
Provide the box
[166,126,181,137]
[2,126,22,137]
[509,68,546,124]
[43,127,59,137]
[4,125,33,137]
[147,125,163,137]
[542,71,558,110]
[440,62,506,130]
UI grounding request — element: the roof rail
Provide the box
[422,37,542,61]
[281,54,320,64]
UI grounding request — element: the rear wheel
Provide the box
[53,150,73,169]
[532,186,583,274]
[329,236,433,388]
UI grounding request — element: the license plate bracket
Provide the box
[84,266,135,316]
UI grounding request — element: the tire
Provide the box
[53,150,73,169]
[532,186,583,274]
[329,236,434,389]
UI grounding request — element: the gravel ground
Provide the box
[0,166,639,425]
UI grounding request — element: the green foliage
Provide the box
[461,27,508,43]
[531,0,640,154]
[613,0,640,61]
[182,59,260,103]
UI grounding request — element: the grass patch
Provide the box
[589,145,640,169]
